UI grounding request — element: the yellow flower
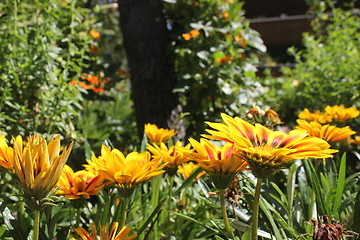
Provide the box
[11,134,73,202]
[204,113,337,178]
[177,162,206,180]
[73,222,137,240]
[324,105,360,122]
[188,138,248,189]
[298,108,332,124]
[55,165,106,200]
[144,123,177,144]
[0,134,15,171]
[92,145,166,198]
[147,141,192,175]
[296,119,356,143]
[351,136,360,145]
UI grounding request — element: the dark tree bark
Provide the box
[118,0,184,139]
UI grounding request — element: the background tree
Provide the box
[118,0,184,139]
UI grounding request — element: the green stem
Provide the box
[167,175,174,214]
[33,210,41,240]
[119,198,127,229]
[252,178,263,240]
[76,207,81,228]
[220,189,233,239]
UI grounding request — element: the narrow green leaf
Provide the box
[332,153,346,216]
[303,159,326,215]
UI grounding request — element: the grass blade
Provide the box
[332,153,346,216]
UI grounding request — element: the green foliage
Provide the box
[278,8,360,122]
[0,0,93,137]
[165,0,267,137]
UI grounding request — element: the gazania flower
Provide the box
[147,141,192,175]
[324,105,360,122]
[11,134,73,202]
[73,222,137,240]
[55,165,106,200]
[296,120,356,143]
[92,145,166,198]
[144,123,177,144]
[298,108,332,124]
[0,134,15,171]
[188,138,248,189]
[177,162,206,180]
[204,113,337,178]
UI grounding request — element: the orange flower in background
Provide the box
[73,222,137,240]
[296,119,357,143]
[55,165,106,200]
[234,35,247,47]
[188,138,248,189]
[223,11,229,20]
[182,29,200,40]
[178,162,206,180]
[89,30,100,39]
[324,105,359,122]
[71,74,109,94]
[0,134,15,171]
[147,141,192,175]
[216,55,232,64]
[144,123,177,144]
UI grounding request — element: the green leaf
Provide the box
[332,153,346,216]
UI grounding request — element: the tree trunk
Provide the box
[118,0,184,140]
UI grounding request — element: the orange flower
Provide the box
[87,75,100,85]
[234,35,247,47]
[90,30,101,39]
[55,165,106,200]
[182,29,200,40]
[216,55,232,64]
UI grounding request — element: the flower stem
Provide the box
[252,178,263,240]
[33,210,41,240]
[76,207,81,228]
[119,198,127,229]
[220,189,233,238]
